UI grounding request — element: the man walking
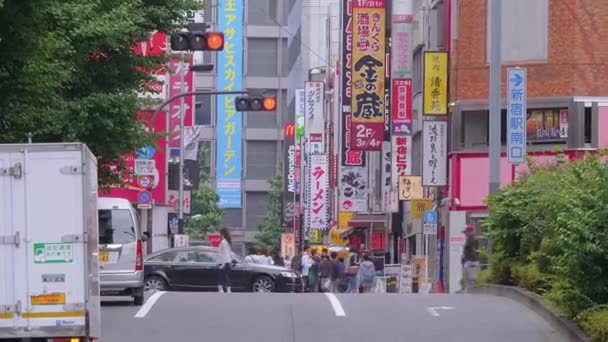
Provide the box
[330,252,345,293]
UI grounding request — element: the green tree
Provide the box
[254,168,284,250]
[186,146,224,241]
[0,0,201,186]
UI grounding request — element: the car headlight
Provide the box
[281,271,297,278]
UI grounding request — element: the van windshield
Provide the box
[99,209,136,244]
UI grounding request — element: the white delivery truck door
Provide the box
[4,149,88,332]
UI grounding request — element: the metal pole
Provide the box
[425,233,429,284]
[178,54,186,234]
[489,0,502,194]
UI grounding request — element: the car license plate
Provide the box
[99,251,110,263]
[31,293,66,305]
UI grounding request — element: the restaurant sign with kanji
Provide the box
[351,0,386,151]
[423,51,448,115]
[307,154,329,230]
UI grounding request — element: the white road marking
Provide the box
[324,293,346,317]
[426,306,455,317]
[135,291,166,318]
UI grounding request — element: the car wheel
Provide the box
[133,287,145,306]
[252,276,275,293]
[145,275,167,293]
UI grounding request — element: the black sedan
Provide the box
[143,246,302,293]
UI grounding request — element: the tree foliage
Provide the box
[254,168,284,251]
[0,0,200,186]
[186,146,223,241]
[484,152,608,307]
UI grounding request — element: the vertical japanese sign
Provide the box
[391,79,413,135]
[351,0,386,150]
[283,122,296,226]
[382,141,398,212]
[391,135,411,196]
[305,81,325,154]
[341,0,366,167]
[422,121,448,186]
[559,109,569,138]
[308,154,329,230]
[507,68,527,164]
[167,56,194,149]
[423,51,448,115]
[295,89,305,191]
[216,0,244,208]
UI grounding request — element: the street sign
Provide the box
[137,203,152,209]
[507,68,527,164]
[423,223,437,235]
[134,159,155,176]
[423,211,437,224]
[138,176,152,188]
[136,145,156,160]
[138,190,152,205]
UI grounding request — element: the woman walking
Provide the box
[218,228,233,293]
[357,254,376,293]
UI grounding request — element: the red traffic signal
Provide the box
[235,96,277,112]
[170,31,224,51]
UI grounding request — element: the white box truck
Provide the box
[0,143,101,342]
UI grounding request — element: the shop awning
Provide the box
[348,214,387,228]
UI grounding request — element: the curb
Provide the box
[470,285,590,342]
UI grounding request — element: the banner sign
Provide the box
[305,81,325,155]
[507,67,528,164]
[351,0,386,151]
[168,56,194,149]
[281,233,296,261]
[382,141,398,212]
[339,166,369,212]
[423,51,448,115]
[391,134,411,192]
[391,0,414,77]
[341,0,366,166]
[307,154,329,230]
[391,78,413,135]
[422,121,448,186]
[295,89,305,192]
[284,122,297,226]
[216,0,244,208]
[103,111,167,204]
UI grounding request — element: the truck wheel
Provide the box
[133,287,145,306]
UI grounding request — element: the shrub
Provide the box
[577,305,608,342]
[511,263,551,295]
[545,288,596,319]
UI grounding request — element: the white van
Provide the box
[98,197,145,305]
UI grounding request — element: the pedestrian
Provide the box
[308,248,321,292]
[300,246,313,291]
[357,254,376,293]
[261,247,274,265]
[284,255,292,269]
[244,247,260,264]
[330,252,345,293]
[217,228,233,293]
[461,233,479,292]
[272,249,285,267]
[319,255,332,292]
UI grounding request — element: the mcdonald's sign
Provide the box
[284,122,295,138]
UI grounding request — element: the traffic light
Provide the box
[170,31,224,51]
[234,96,277,111]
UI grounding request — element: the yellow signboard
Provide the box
[423,51,448,115]
[351,1,386,125]
[338,211,353,229]
[411,199,432,219]
[31,293,66,306]
[307,229,322,244]
[330,227,348,246]
[399,176,423,201]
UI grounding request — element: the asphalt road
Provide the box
[100,293,567,342]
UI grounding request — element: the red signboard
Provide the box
[168,56,194,148]
[208,234,222,247]
[352,122,384,150]
[101,111,167,204]
[391,78,412,135]
[371,233,387,250]
[284,122,295,138]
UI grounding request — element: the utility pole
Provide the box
[178,54,186,234]
[488,0,502,194]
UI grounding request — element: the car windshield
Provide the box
[98,209,135,244]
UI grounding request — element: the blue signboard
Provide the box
[423,210,437,224]
[216,0,244,208]
[507,68,527,164]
